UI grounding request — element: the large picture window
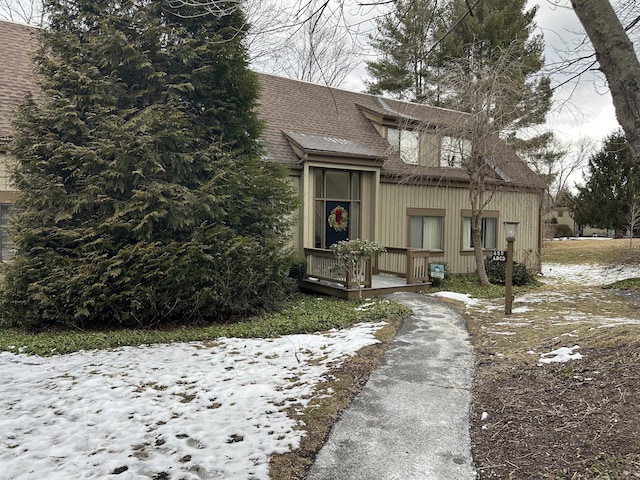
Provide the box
[408,208,445,250]
[462,213,498,250]
[314,169,361,248]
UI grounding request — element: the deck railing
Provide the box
[375,247,430,284]
[304,248,372,289]
[304,246,430,287]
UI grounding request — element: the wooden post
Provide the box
[505,238,514,315]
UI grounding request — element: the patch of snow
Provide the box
[0,323,385,480]
[429,291,480,307]
[542,263,640,286]
[538,345,583,364]
[354,301,376,311]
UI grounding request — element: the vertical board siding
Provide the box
[379,182,541,274]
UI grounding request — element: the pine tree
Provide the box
[2,0,297,329]
[366,0,446,102]
[436,0,551,134]
[572,132,640,234]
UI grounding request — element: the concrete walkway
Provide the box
[306,292,476,480]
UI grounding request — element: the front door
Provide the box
[314,169,361,249]
[325,201,350,247]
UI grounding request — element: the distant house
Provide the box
[0,19,547,296]
[546,205,610,238]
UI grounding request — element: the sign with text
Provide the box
[429,264,445,279]
[491,250,506,262]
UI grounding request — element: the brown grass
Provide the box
[468,239,640,479]
[543,238,640,265]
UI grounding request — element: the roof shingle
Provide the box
[256,72,546,190]
[0,19,545,191]
[0,19,38,142]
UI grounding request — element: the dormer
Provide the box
[358,101,473,169]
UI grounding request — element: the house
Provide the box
[546,205,610,238]
[256,72,546,295]
[0,20,40,261]
[0,19,546,296]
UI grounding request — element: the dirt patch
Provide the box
[463,278,640,479]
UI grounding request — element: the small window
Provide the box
[463,216,497,250]
[388,127,419,165]
[410,215,443,250]
[441,136,472,168]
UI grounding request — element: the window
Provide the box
[314,169,361,248]
[388,127,419,164]
[408,208,445,250]
[441,136,472,168]
[0,203,13,262]
[462,215,497,250]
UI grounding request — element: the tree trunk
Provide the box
[571,0,640,163]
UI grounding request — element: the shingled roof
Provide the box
[0,19,38,144]
[256,72,546,190]
[0,19,544,191]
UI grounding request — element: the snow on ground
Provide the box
[429,291,480,307]
[434,262,640,363]
[541,262,640,286]
[538,345,583,364]
[0,322,385,480]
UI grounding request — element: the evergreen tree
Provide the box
[366,0,446,102]
[572,132,640,234]
[366,0,551,135]
[2,0,297,329]
[436,0,551,135]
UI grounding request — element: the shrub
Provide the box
[554,224,573,237]
[484,257,535,286]
[288,259,307,283]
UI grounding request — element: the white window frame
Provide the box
[462,215,498,250]
[441,136,472,168]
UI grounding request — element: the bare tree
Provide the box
[0,0,44,24]
[261,1,359,86]
[392,46,540,285]
[628,194,640,247]
[569,0,640,163]
[526,136,593,203]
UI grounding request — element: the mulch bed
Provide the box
[470,340,640,479]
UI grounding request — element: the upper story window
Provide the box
[387,127,419,165]
[441,136,472,168]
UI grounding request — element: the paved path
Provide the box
[306,292,476,480]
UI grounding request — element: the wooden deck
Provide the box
[301,247,433,299]
[301,273,430,299]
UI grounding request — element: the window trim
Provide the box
[407,208,446,251]
[460,210,499,252]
